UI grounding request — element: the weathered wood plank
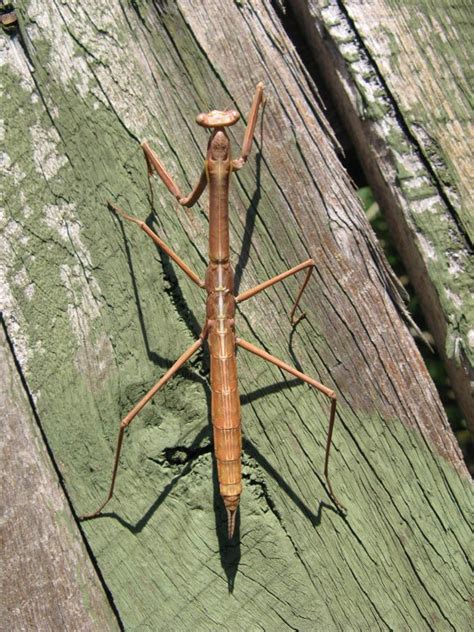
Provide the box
[1,322,119,631]
[288,0,473,428]
[1,1,471,629]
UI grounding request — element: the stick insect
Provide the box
[81,83,345,538]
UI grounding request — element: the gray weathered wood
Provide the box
[289,0,473,428]
[0,324,119,631]
[1,1,471,629]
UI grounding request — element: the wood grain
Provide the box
[1,1,471,629]
[289,0,473,428]
[1,323,118,631]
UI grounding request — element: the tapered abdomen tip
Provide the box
[226,508,237,539]
[223,494,240,539]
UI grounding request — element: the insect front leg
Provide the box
[235,258,315,325]
[232,82,265,171]
[236,337,346,513]
[141,140,207,207]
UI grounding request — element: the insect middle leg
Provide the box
[80,337,204,520]
[235,258,315,325]
[236,337,345,513]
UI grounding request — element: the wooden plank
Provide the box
[288,0,473,429]
[0,322,119,631]
[2,1,471,629]
[343,0,472,233]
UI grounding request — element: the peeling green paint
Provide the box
[320,1,471,224]
[2,2,472,629]
[402,183,438,201]
[319,0,473,380]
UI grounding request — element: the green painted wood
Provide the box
[289,0,473,430]
[2,1,471,629]
[1,324,119,630]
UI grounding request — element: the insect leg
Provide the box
[80,337,204,520]
[236,337,346,513]
[232,82,265,171]
[108,202,205,288]
[235,259,315,325]
[141,140,207,207]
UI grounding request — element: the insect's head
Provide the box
[196,109,240,129]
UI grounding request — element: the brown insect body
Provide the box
[81,84,345,540]
[205,129,241,536]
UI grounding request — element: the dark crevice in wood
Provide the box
[279,0,469,249]
[13,11,34,66]
[162,441,212,465]
[274,0,471,461]
[0,314,125,631]
[14,10,79,171]
[330,0,471,248]
[269,2,430,364]
[128,0,148,30]
[270,0,367,187]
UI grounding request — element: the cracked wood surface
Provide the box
[289,0,473,429]
[1,1,471,630]
[1,324,119,631]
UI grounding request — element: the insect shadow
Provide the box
[99,138,340,592]
[234,130,263,294]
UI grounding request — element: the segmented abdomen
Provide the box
[209,323,241,499]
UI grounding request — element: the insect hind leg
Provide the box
[236,337,346,513]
